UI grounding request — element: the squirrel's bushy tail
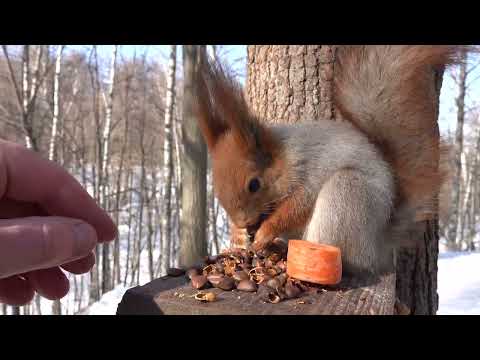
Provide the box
[333,46,466,228]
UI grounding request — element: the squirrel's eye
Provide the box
[248,178,261,193]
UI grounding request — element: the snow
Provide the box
[78,285,130,315]
[437,251,480,315]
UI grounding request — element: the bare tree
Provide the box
[100,45,118,294]
[124,168,135,286]
[52,299,61,315]
[1,45,52,151]
[179,45,208,267]
[159,45,177,276]
[88,45,102,304]
[446,48,468,250]
[468,125,480,250]
[48,45,65,161]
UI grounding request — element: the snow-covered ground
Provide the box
[437,251,480,315]
[78,285,130,315]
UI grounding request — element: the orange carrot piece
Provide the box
[286,240,342,285]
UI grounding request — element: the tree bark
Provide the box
[101,45,118,294]
[124,169,134,286]
[88,46,102,303]
[160,45,177,275]
[246,45,443,315]
[22,45,33,149]
[52,299,62,315]
[35,294,41,315]
[48,45,64,161]
[179,45,208,268]
[246,45,336,123]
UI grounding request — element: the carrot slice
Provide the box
[286,240,342,285]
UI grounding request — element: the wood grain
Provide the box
[116,272,396,315]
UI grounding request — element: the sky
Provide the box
[67,45,479,137]
[439,56,480,136]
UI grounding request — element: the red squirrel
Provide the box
[193,46,465,276]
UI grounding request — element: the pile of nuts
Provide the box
[168,246,323,304]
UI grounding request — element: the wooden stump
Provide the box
[116,273,396,315]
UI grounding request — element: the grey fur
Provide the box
[270,121,396,274]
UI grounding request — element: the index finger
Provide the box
[0,140,117,242]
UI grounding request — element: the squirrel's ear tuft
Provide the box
[193,55,229,151]
[194,53,264,152]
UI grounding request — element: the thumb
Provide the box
[0,216,98,279]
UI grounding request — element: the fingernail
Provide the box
[73,222,98,256]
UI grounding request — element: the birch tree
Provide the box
[88,46,101,303]
[159,45,177,276]
[207,45,219,254]
[48,45,65,161]
[101,45,118,294]
[446,49,468,250]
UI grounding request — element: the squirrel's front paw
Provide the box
[252,227,275,253]
[230,224,251,249]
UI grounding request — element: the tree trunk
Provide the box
[246,45,443,315]
[35,294,41,315]
[52,299,62,315]
[446,49,468,250]
[160,45,177,276]
[146,183,156,282]
[179,45,208,268]
[22,45,33,150]
[48,45,64,161]
[113,78,131,286]
[101,45,118,295]
[458,150,471,249]
[173,106,183,263]
[246,45,336,123]
[78,275,84,313]
[468,128,480,251]
[124,169,134,286]
[207,45,219,255]
[88,46,102,303]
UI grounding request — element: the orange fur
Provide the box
[193,46,471,257]
[333,46,468,220]
[193,57,285,231]
[251,187,314,252]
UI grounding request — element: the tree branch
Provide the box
[1,45,24,112]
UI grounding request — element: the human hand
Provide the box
[0,140,117,306]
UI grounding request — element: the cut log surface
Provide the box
[116,272,396,315]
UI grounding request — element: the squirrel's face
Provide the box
[211,132,283,229]
[193,56,286,228]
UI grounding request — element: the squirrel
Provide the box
[193,46,465,276]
